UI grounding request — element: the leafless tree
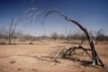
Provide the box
[66,31,71,43]
[40,9,104,67]
[51,32,59,41]
[59,34,65,40]
[81,32,86,44]
[8,18,22,45]
[0,28,4,39]
[106,35,108,41]
[0,28,8,40]
[95,29,103,45]
[25,7,104,67]
[65,26,72,43]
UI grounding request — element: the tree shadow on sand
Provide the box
[60,45,102,68]
[62,56,100,68]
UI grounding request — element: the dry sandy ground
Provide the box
[0,40,108,72]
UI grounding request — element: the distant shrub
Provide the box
[0,42,6,45]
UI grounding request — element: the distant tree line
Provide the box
[0,29,108,44]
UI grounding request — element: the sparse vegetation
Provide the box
[0,0,108,72]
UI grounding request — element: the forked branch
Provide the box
[41,9,105,68]
[26,8,104,68]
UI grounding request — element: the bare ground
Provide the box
[0,40,108,72]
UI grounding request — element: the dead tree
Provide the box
[95,29,103,45]
[65,26,72,43]
[51,32,58,41]
[62,45,92,59]
[81,32,86,44]
[25,7,104,67]
[41,9,104,67]
[8,18,22,45]
[9,19,14,44]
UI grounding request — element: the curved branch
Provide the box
[42,9,92,43]
[27,7,104,68]
[41,9,104,68]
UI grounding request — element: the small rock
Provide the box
[32,69,37,72]
[9,61,16,64]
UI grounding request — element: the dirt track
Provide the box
[0,41,108,72]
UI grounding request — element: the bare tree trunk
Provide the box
[95,29,103,45]
[95,37,98,45]
[42,9,105,68]
[65,27,71,43]
[81,35,84,44]
[8,19,14,45]
[9,35,12,45]
[8,18,22,45]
